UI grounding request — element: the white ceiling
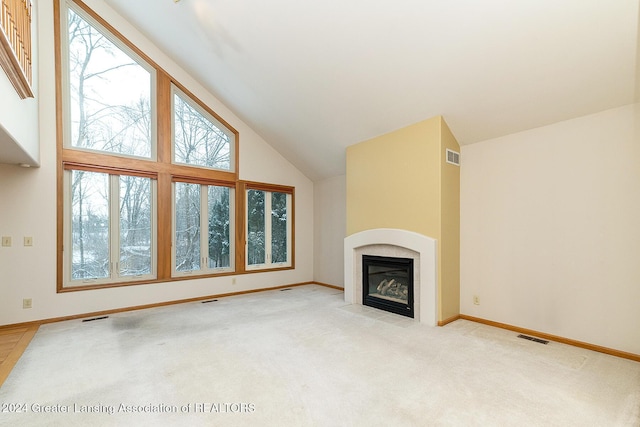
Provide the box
[102,1,640,180]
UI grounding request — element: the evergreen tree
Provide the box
[208,187,230,268]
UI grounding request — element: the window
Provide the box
[173,86,234,172]
[246,187,293,270]
[119,175,154,276]
[57,0,238,291]
[64,170,156,286]
[64,4,155,158]
[173,182,234,276]
[56,0,293,292]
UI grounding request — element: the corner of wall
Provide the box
[439,117,461,321]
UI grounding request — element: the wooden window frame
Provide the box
[239,181,296,273]
[55,0,294,293]
[171,178,236,278]
[171,84,236,173]
[62,169,158,287]
[55,0,237,292]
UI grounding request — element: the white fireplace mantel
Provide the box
[344,228,437,326]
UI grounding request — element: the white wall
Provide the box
[461,103,640,355]
[313,175,346,287]
[0,0,39,165]
[0,0,313,326]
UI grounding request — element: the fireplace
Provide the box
[345,228,437,325]
[362,255,414,318]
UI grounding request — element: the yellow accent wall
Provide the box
[346,116,460,322]
[440,119,461,321]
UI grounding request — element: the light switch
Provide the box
[2,236,11,247]
[24,236,33,246]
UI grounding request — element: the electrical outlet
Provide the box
[24,236,33,246]
[23,298,32,309]
[231,277,237,285]
[2,236,11,247]
[473,295,480,305]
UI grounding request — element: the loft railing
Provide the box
[0,0,33,98]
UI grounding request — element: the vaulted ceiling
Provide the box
[87,1,640,180]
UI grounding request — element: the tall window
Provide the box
[246,188,292,269]
[171,84,235,276]
[59,0,161,289]
[65,5,154,158]
[174,183,233,276]
[56,0,292,292]
[57,0,237,290]
[65,170,155,286]
[119,175,154,276]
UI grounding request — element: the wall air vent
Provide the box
[446,149,460,166]
[517,334,549,345]
[82,316,109,322]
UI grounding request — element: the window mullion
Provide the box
[265,192,272,266]
[287,194,292,264]
[110,174,120,280]
[63,171,72,284]
[201,185,208,272]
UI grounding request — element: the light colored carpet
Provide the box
[1,285,639,426]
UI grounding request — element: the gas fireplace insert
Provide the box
[362,255,414,318]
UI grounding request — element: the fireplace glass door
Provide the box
[362,255,414,318]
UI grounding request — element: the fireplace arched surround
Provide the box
[344,228,437,326]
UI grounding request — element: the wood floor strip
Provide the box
[0,338,25,360]
[0,327,29,336]
[0,324,39,387]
